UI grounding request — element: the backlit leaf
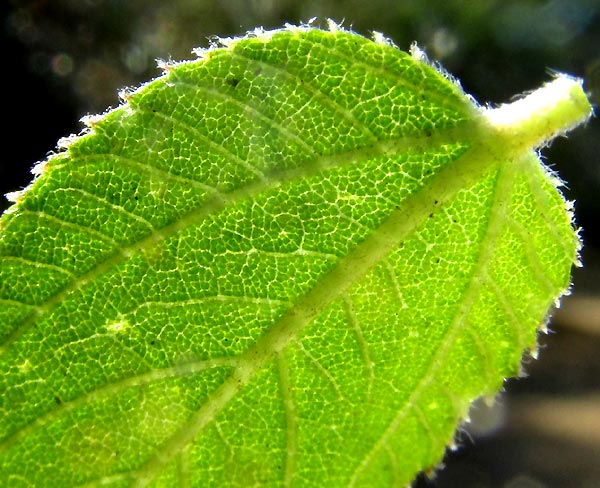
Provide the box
[0,25,592,487]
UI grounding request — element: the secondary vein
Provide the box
[0,127,471,355]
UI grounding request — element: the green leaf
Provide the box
[0,25,592,487]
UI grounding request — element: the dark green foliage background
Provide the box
[3,1,600,486]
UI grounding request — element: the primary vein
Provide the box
[129,134,501,486]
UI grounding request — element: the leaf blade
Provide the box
[0,26,590,487]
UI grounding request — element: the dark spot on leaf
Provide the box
[227,78,240,87]
[150,340,155,345]
[54,396,62,405]
[429,213,433,218]
[434,200,439,205]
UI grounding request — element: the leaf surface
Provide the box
[0,25,591,487]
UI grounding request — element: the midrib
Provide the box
[79,74,590,487]
[131,128,505,486]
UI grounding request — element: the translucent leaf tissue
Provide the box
[0,24,592,487]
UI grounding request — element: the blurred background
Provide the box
[1,1,599,486]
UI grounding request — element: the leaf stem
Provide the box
[484,75,593,150]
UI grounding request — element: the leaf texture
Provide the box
[0,25,591,487]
